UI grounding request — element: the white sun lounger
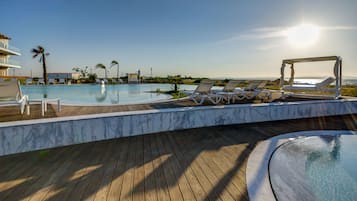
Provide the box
[216,80,243,104]
[0,80,30,115]
[239,80,271,101]
[25,78,33,85]
[49,78,56,84]
[38,78,45,85]
[58,78,66,84]
[190,80,222,105]
[283,77,335,92]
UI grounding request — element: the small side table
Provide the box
[43,98,61,114]
[29,98,61,116]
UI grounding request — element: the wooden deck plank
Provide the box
[0,153,31,178]
[23,147,83,201]
[215,134,256,196]
[158,134,196,201]
[179,129,248,201]
[17,146,88,200]
[2,146,80,201]
[180,135,235,201]
[150,134,171,201]
[165,134,208,201]
[142,135,158,201]
[132,136,145,201]
[119,137,137,201]
[0,152,57,198]
[170,133,225,201]
[0,147,72,201]
[153,134,184,201]
[202,133,251,201]
[106,137,130,201]
[39,141,109,201]
[91,139,124,201]
[200,152,245,201]
[78,140,118,201]
[65,140,117,201]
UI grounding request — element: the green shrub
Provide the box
[342,86,357,97]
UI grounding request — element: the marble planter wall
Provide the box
[1,99,357,156]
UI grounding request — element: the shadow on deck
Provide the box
[0,114,356,201]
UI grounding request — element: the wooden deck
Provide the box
[0,114,356,201]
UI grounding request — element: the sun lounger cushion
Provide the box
[283,77,335,91]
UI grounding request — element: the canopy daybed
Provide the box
[280,56,342,99]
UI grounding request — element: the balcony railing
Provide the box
[0,58,21,67]
[0,42,21,54]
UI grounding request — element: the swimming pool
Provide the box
[269,134,357,201]
[22,84,197,105]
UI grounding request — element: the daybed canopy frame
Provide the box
[280,56,342,99]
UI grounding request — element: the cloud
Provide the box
[256,43,282,51]
[217,26,287,44]
[321,26,357,31]
[218,24,357,44]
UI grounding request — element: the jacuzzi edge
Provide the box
[246,130,357,201]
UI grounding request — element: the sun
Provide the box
[286,24,320,48]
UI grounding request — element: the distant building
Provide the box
[128,73,139,83]
[71,72,81,80]
[48,73,72,80]
[0,33,21,76]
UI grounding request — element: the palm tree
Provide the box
[72,66,89,78]
[110,60,119,81]
[96,63,107,80]
[32,46,50,84]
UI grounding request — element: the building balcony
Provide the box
[0,58,21,69]
[0,42,21,56]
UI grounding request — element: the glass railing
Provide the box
[0,58,21,66]
[0,42,21,54]
[0,42,7,49]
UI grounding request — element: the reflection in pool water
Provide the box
[95,85,107,103]
[22,84,197,105]
[269,135,357,201]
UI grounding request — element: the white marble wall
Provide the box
[0,99,357,156]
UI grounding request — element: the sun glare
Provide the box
[286,24,320,48]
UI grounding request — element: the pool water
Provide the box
[22,84,197,105]
[269,134,357,201]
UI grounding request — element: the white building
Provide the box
[128,73,139,83]
[0,33,21,76]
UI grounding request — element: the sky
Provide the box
[2,0,357,78]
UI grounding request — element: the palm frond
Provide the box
[111,60,118,65]
[96,63,106,69]
[32,53,39,58]
[37,46,44,52]
[31,48,40,53]
[110,60,119,68]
